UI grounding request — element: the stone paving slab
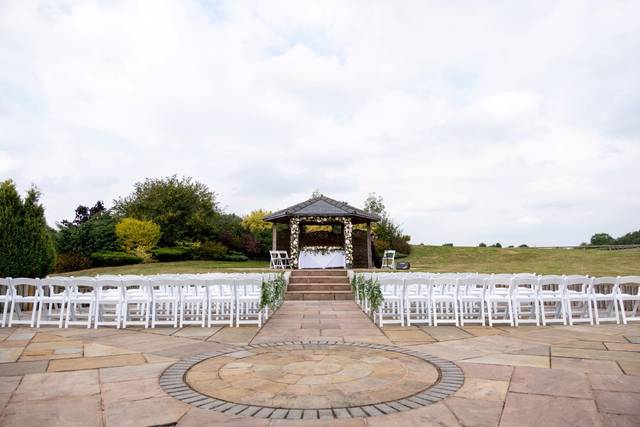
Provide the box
[0,302,638,425]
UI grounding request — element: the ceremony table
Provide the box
[298,249,346,269]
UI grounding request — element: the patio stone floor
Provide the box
[0,300,637,426]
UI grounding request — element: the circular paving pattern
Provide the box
[160,341,464,420]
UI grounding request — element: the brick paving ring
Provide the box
[160,341,464,420]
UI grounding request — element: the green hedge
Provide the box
[152,247,194,262]
[90,251,141,267]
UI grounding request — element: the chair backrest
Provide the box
[40,277,69,296]
[512,277,540,296]
[383,250,396,260]
[486,275,513,295]
[431,276,458,295]
[538,275,564,292]
[458,276,486,297]
[377,277,403,295]
[237,278,262,296]
[0,278,11,297]
[591,277,618,294]
[564,276,591,293]
[404,276,430,296]
[618,276,640,295]
[9,278,39,298]
[208,278,235,297]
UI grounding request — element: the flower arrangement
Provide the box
[289,216,354,268]
[301,246,344,255]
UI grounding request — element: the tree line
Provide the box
[1,177,410,277]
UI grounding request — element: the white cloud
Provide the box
[1,0,639,245]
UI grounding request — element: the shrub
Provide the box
[56,202,120,257]
[491,243,502,248]
[152,247,194,262]
[590,233,615,246]
[519,244,529,248]
[0,180,56,278]
[442,243,454,247]
[54,253,92,273]
[116,218,161,260]
[90,251,141,267]
[222,254,249,262]
[478,243,487,247]
[197,241,228,260]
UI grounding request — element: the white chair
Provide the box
[278,251,292,269]
[0,278,12,327]
[269,251,283,269]
[458,276,486,326]
[617,276,640,324]
[538,275,566,325]
[485,275,514,327]
[94,279,123,328]
[591,277,620,325]
[8,278,39,327]
[431,276,459,326]
[149,278,180,328]
[511,277,540,326]
[564,276,593,325]
[207,278,235,327]
[405,277,432,326]
[179,277,208,327]
[37,278,67,328]
[381,250,396,269]
[121,278,151,328]
[374,278,404,327]
[66,277,96,328]
[236,278,263,327]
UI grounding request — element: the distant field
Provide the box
[401,245,640,277]
[57,245,640,277]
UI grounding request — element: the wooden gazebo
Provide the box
[264,195,380,269]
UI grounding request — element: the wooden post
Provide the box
[366,222,372,269]
[272,224,277,251]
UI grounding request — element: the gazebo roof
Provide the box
[264,195,380,224]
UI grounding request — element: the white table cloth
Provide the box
[298,250,346,269]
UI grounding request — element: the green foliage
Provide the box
[56,202,120,257]
[491,243,502,248]
[152,247,194,262]
[222,253,249,262]
[113,175,220,246]
[241,209,272,234]
[352,274,383,313]
[590,233,616,245]
[442,243,454,247]
[478,242,487,247]
[612,230,640,245]
[116,218,161,260]
[197,241,229,260]
[364,193,411,255]
[90,251,141,267]
[259,273,286,310]
[54,253,92,273]
[519,244,529,248]
[0,180,56,278]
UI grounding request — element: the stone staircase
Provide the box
[285,270,353,301]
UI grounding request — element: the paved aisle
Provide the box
[251,300,391,345]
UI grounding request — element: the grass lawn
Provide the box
[402,245,640,277]
[55,260,270,276]
[57,246,640,277]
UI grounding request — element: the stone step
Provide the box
[290,269,347,277]
[289,276,349,284]
[287,284,352,292]
[285,290,354,301]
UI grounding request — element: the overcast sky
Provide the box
[1,1,639,246]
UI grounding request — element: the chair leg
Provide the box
[593,300,600,325]
[619,298,628,325]
[507,299,514,327]
[58,301,65,328]
[87,301,93,328]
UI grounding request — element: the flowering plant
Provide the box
[289,216,354,268]
[301,246,344,256]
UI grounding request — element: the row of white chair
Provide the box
[0,273,282,329]
[352,272,640,328]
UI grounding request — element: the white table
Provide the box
[298,250,346,269]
